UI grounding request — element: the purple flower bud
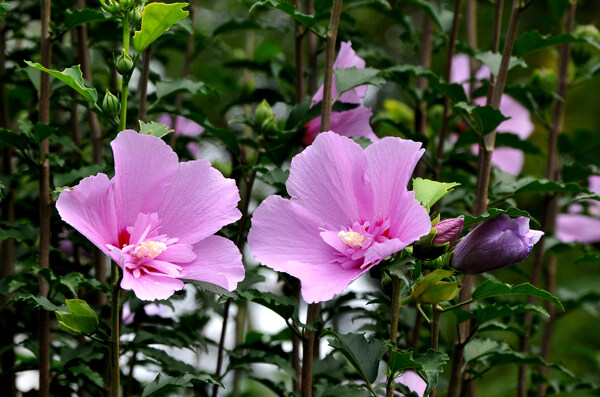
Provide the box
[450,214,544,274]
[432,218,464,246]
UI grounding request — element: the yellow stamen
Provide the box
[135,241,167,259]
[337,231,366,248]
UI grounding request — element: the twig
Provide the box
[434,0,463,181]
[294,0,305,104]
[306,0,318,95]
[319,0,343,133]
[301,303,320,397]
[137,48,152,122]
[430,305,442,397]
[38,0,52,395]
[414,12,433,178]
[386,277,402,397]
[518,3,576,396]
[110,263,120,397]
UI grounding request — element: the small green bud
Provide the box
[572,25,600,66]
[410,269,460,305]
[254,99,278,134]
[102,89,120,117]
[128,6,142,24]
[116,49,134,76]
[529,68,558,109]
[100,0,120,15]
[383,99,415,125]
[119,0,136,11]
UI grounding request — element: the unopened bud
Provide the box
[572,25,600,66]
[432,218,464,246]
[128,6,142,24]
[410,269,460,305]
[102,89,120,117]
[116,49,134,76]
[254,99,277,134]
[100,0,120,15]
[119,0,136,11]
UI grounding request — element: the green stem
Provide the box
[386,277,402,397]
[118,14,130,131]
[110,261,120,397]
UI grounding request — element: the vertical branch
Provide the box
[38,0,52,396]
[170,0,196,147]
[110,261,120,397]
[137,48,152,122]
[212,148,264,397]
[465,0,478,97]
[294,0,305,104]
[118,15,130,132]
[430,305,442,397]
[0,16,17,397]
[434,0,463,181]
[386,277,401,397]
[447,2,525,397]
[301,303,320,397]
[306,0,318,95]
[414,12,433,178]
[518,3,576,396]
[319,0,343,133]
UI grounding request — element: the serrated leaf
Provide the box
[238,289,297,320]
[0,128,29,150]
[462,207,539,228]
[454,102,510,136]
[513,30,600,57]
[412,178,459,212]
[139,120,173,138]
[53,165,104,187]
[250,0,318,32]
[55,299,99,335]
[9,295,64,312]
[474,51,527,77]
[327,331,388,384]
[142,372,222,397]
[414,349,449,395]
[0,222,39,243]
[182,279,239,298]
[24,62,98,104]
[334,67,385,96]
[64,9,105,31]
[472,280,563,310]
[155,78,209,99]
[464,338,506,363]
[133,3,189,53]
[388,350,421,374]
[474,303,549,324]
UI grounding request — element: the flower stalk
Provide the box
[386,276,402,397]
[118,13,130,132]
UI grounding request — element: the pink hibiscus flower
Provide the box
[157,114,204,157]
[451,54,534,175]
[56,130,244,300]
[556,175,600,243]
[304,41,378,145]
[248,132,430,303]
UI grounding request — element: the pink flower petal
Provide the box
[56,173,118,254]
[556,214,600,244]
[248,195,340,269]
[364,238,409,266]
[157,159,241,245]
[121,271,184,301]
[472,145,525,175]
[396,370,427,397]
[450,54,471,84]
[111,130,179,233]
[179,235,244,291]
[303,106,377,145]
[287,132,374,228]
[156,243,196,263]
[385,190,432,244]
[157,114,204,137]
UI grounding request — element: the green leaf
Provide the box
[462,207,539,228]
[412,178,459,212]
[142,373,222,397]
[454,102,510,136]
[327,332,389,384]
[388,350,421,374]
[182,279,239,298]
[133,3,189,53]
[386,64,437,79]
[414,349,449,395]
[498,177,595,196]
[183,112,240,157]
[472,280,564,310]
[31,123,55,143]
[474,303,549,324]
[68,365,104,388]
[53,165,104,187]
[334,67,386,96]
[139,120,173,138]
[238,289,297,320]
[155,78,209,99]
[9,295,64,312]
[464,338,507,363]
[474,51,527,77]
[24,62,98,104]
[64,9,105,31]
[495,133,543,155]
[250,0,317,32]
[55,299,99,335]
[513,30,599,57]
[0,128,29,150]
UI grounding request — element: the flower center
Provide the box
[135,241,167,259]
[337,231,367,248]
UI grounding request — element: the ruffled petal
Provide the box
[278,260,366,303]
[157,159,241,245]
[121,271,184,301]
[556,214,600,244]
[248,195,340,269]
[156,243,196,263]
[179,235,244,291]
[385,190,431,245]
[364,137,424,215]
[56,173,118,254]
[364,238,408,266]
[287,132,373,227]
[111,130,179,232]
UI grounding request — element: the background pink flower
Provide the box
[451,54,534,175]
[305,41,378,145]
[248,132,430,303]
[56,130,245,300]
[556,175,600,243]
